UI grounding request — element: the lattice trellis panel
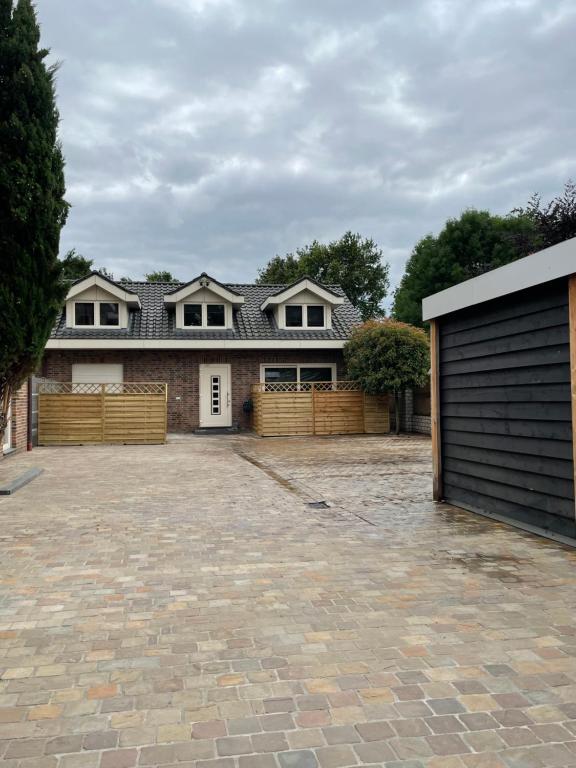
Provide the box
[252,380,362,394]
[38,382,167,395]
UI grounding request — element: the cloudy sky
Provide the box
[39,0,575,293]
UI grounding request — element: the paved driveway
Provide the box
[1,435,576,768]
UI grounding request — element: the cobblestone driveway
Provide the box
[1,434,576,768]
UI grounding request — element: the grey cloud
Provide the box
[38,0,575,294]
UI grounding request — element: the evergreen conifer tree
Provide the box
[0,0,68,440]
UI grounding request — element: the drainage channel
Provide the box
[234,448,376,527]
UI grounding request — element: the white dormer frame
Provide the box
[164,275,245,308]
[260,278,345,312]
[164,274,244,331]
[66,274,141,308]
[278,304,331,330]
[176,301,233,330]
[65,273,140,330]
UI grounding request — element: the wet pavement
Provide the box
[1,434,576,768]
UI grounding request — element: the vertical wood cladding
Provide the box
[439,279,575,539]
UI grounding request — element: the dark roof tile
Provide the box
[51,281,362,341]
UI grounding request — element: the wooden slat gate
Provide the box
[38,382,167,445]
[252,381,389,437]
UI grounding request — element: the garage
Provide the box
[423,237,576,542]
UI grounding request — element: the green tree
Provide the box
[257,232,390,320]
[145,270,179,283]
[344,320,429,434]
[60,248,93,282]
[0,0,68,441]
[513,179,576,248]
[392,210,540,327]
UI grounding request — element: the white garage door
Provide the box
[72,364,123,387]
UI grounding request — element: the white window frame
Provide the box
[179,302,231,329]
[280,304,330,330]
[259,362,337,389]
[72,300,120,329]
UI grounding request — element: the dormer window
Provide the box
[284,304,326,329]
[183,303,227,328]
[73,301,120,327]
[260,277,344,331]
[75,303,94,326]
[64,273,139,330]
[100,303,120,326]
[166,274,244,331]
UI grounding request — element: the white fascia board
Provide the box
[164,281,244,306]
[45,339,346,350]
[422,236,576,321]
[67,275,141,308]
[260,279,345,311]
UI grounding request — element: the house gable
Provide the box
[261,278,344,331]
[65,273,140,329]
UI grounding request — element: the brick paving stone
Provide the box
[297,695,329,711]
[353,740,396,762]
[426,733,471,755]
[390,718,431,737]
[2,436,576,768]
[425,715,467,734]
[239,755,278,768]
[216,736,253,756]
[428,698,466,715]
[355,720,394,741]
[492,710,533,728]
[459,712,500,731]
[316,745,358,767]
[322,726,360,745]
[287,730,325,750]
[253,732,291,752]
[265,698,296,713]
[389,737,434,760]
[277,751,319,768]
[100,749,138,768]
[228,717,262,735]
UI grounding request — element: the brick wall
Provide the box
[1,380,29,458]
[42,350,345,432]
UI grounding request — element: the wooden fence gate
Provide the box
[251,381,389,437]
[38,382,167,445]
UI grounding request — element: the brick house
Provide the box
[42,272,362,432]
[2,381,30,457]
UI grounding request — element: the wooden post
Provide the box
[312,383,316,435]
[569,276,576,515]
[101,384,106,443]
[430,319,443,501]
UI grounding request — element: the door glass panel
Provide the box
[184,304,202,326]
[75,302,94,325]
[264,367,298,383]
[211,375,221,415]
[207,304,225,326]
[300,367,333,382]
[285,305,303,327]
[100,302,119,326]
[307,305,325,327]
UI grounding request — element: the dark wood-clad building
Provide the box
[422,237,576,543]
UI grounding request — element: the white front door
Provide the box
[2,400,12,454]
[199,364,231,427]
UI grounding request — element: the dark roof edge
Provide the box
[267,275,343,299]
[164,272,243,297]
[69,270,140,297]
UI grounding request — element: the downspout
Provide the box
[27,376,33,451]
